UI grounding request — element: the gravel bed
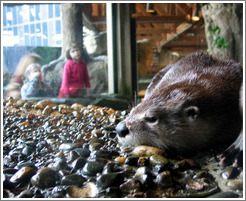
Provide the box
[2,98,243,198]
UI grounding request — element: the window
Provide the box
[55,20,61,34]
[48,4,53,18]
[3,3,110,101]
[55,4,60,17]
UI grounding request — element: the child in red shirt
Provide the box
[59,43,91,98]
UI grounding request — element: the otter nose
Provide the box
[116,121,129,137]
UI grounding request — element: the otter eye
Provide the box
[145,116,158,123]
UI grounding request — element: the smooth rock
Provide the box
[82,161,104,176]
[227,179,243,190]
[133,145,165,157]
[31,167,59,189]
[59,143,82,151]
[10,166,37,184]
[96,172,124,189]
[61,174,86,187]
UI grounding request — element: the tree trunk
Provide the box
[61,3,83,54]
[201,3,243,64]
[42,3,83,95]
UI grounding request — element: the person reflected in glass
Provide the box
[58,43,91,98]
[21,63,54,99]
[4,53,42,98]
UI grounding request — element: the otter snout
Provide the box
[116,121,129,137]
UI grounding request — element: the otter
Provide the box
[116,53,243,165]
[220,84,243,167]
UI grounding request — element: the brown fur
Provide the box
[116,53,243,154]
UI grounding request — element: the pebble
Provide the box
[31,167,59,189]
[119,178,142,194]
[149,155,168,166]
[115,157,126,165]
[3,98,242,198]
[73,148,90,158]
[221,167,239,180]
[226,179,243,190]
[208,192,239,198]
[10,166,37,184]
[61,174,86,187]
[71,157,87,172]
[124,156,139,166]
[59,143,82,151]
[96,172,124,189]
[67,183,98,198]
[82,161,104,177]
[155,171,173,188]
[133,145,165,157]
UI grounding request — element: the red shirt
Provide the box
[59,59,91,98]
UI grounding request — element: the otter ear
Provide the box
[184,106,199,121]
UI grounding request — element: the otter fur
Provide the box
[116,53,243,163]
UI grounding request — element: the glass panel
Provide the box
[42,22,48,46]
[55,20,61,34]
[17,6,23,24]
[3,3,109,101]
[13,7,17,25]
[30,5,35,22]
[55,4,60,17]
[3,6,7,26]
[30,24,35,33]
[36,4,41,20]
[48,4,53,18]
[36,23,42,46]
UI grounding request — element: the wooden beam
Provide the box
[90,16,106,23]
[158,23,193,49]
[165,46,207,51]
[176,3,192,15]
[137,27,171,34]
[133,15,188,23]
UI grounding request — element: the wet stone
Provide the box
[31,167,59,189]
[173,159,191,171]
[22,145,36,156]
[193,171,208,179]
[221,167,239,180]
[51,158,69,171]
[73,148,90,158]
[227,179,243,190]
[71,157,87,172]
[17,189,34,198]
[89,138,105,146]
[155,171,173,188]
[59,143,82,151]
[149,155,168,166]
[82,161,104,177]
[133,145,165,157]
[10,166,37,184]
[3,168,18,174]
[104,187,122,198]
[119,178,142,194]
[89,143,103,151]
[125,156,139,166]
[50,186,68,198]
[96,172,124,189]
[61,174,86,187]
[103,161,121,174]
[3,98,242,198]
[208,192,239,198]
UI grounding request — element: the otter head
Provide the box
[116,87,223,152]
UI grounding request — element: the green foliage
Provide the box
[32,47,61,66]
[215,36,229,48]
[209,26,229,49]
[210,26,220,35]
